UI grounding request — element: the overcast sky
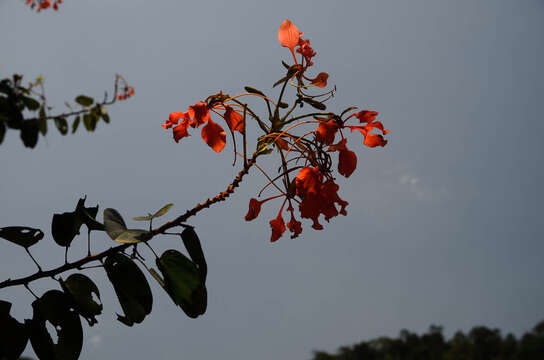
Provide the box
[1,1,543,359]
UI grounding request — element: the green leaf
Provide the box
[132,203,174,221]
[20,119,39,148]
[244,86,266,97]
[104,253,153,326]
[103,208,152,243]
[156,249,207,318]
[0,300,29,360]
[0,226,44,248]
[302,98,327,110]
[27,290,83,360]
[22,96,40,111]
[60,274,102,326]
[101,112,110,124]
[54,117,68,135]
[83,113,97,131]
[181,227,207,281]
[71,116,80,133]
[74,95,93,107]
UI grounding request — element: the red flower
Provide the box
[287,214,303,239]
[316,118,339,145]
[355,110,379,123]
[188,101,211,128]
[245,198,263,221]
[224,106,245,134]
[308,72,329,88]
[269,214,286,242]
[296,38,317,67]
[336,140,357,178]
[201,119,226,153]
[173,116,191,142]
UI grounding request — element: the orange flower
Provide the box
[336,140,357,178]
[296,38,316,67]
[278,20,302,51]
[269,214,286,242]
[188,101,211,128]
[355,110,379,123]
[245,198,263,221]
[224,106,245,134]
[201,119,226,152]
[287,214,302,239]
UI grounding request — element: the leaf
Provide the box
[278,101,289,109]
[74,95,93,107]
[0,226,44,248]
[22,96,40,111]
[132,203,174,221]
[281,60,290,69]
[20,119,39,148]
[0,300,29,360]
[27,290,83,360]
[0,120,5,144]
[83,113,97,131]
[340,106,358,118]
[51,212,81,248]
[104,253,153,326]
[181,227,207,281]
[101,112,110,124]
[103,208,152,243]
[244,86,265,97]
[71,116,80,133]
[75,197,104,232]
[54,117,68,135]
[60,274,102,326]
[39,115,47,136]
[302,97,327,110]
[156,250,207,318]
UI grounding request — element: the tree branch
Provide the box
[0,153,258,291]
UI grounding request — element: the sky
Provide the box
[1,0,544,359]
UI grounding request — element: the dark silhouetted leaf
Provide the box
[83,113,97,131]
[74,95,93,107]
[281,60,290,69]
[156,250,207,318]
[51,212,80,248]
[278,101,289,109]
[22,96,40,111]
[341,106,358,117]
[244,86,265,96]
[60,274,102,326]
[104,208,152,243]
[181,227,207,281]
[75,197,104,232]
[0,226,44,248]
[54,117,68,135]
[0,120,5,144]
[101,112,110,124]
[132,203,174,221]
[39,115,47,136]
[20,119,39,148]
[0,300,29,360]
[27,290,83,360]
[104,253,153,326]
[302,98,327,110]
[71,116,80,133]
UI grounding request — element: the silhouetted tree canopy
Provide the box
[312,320,544,360]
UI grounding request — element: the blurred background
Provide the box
[1,0,543,359]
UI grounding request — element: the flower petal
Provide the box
[309,72,328,88]
[244,198,262,221]
[278,19,301,50]
[173,118,191,142]
[269,214,286,242]
[316,119,339,145]
[201,119,226,152]
[188,101,211,128]
[338,148,357,178]
[224,106,245,134]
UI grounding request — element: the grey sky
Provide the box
[1,0,543,359]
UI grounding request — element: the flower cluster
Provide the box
[117,86,135,101]
[26,0,63,11]
[163,19,389,243]
[162,95,245,153]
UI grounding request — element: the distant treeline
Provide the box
[312,320,544,360]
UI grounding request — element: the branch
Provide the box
[0,153,258,291]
